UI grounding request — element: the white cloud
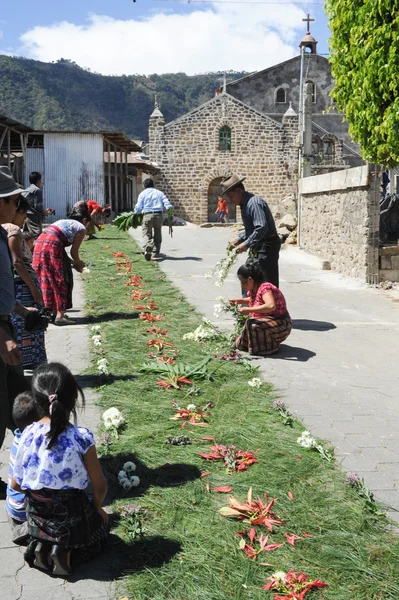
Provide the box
[18,2,309,75]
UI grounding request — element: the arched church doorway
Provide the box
[207,177,236,223]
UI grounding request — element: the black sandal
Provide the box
[49,544,71,576]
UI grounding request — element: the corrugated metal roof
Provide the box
[32,130,141,153]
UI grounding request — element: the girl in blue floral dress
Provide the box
[11,362,108,576]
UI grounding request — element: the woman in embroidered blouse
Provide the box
[3,196,47,368]
[11,362,108,576]
[229,259,292,356]
[32,204,91,326]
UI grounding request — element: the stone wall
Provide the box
[299,165,380,282]
[149,92,298,224]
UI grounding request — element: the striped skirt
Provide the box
[236,315,292,356]
[32,233,73,312]
[11,276,47,369]
[25,488,108,563]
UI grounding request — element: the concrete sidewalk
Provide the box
[131,225,399,521]
[0,276,114,600]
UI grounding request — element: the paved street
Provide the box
[131,225,399,521]
[0,276,114,600]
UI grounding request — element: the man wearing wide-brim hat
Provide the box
[220,175,281,287]
[0,166,30,496]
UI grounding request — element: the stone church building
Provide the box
[148,29,363,224]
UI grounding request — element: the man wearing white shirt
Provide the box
[134,179,172,261]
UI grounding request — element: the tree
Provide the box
[326,1,399,165]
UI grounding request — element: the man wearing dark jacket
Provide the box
[22,171,51,238]
[221,174,281,288]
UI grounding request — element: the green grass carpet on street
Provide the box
[80,228,399,600]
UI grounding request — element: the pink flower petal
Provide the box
[213,486,233,493]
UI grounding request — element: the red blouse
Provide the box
[248,282,289,319]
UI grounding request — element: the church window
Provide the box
[323,138,335,163]
[276,88,286,103]
[219,125,231,151]
[305,80,316,103]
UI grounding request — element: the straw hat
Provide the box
[0,166,21,198]
[220,174,246,195]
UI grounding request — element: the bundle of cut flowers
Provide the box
[118,461,140,490]
[297,431,333,462]
[170,399,213,427]
[119,504,147,541]
[198,443,258,472]
[219,487,284,531]
[236,527,283,560]
[96,433,113,457]
[102,407,125,434]
[206,245,238,287]
[183,317,220,342]
[263,569,328,598]
[97,357,110,376]
[248,377,263,388]
[270,400,294,427]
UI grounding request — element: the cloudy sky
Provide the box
[0,0,330,75]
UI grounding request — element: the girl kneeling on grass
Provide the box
[229,259,292,356]
[11,362,108,576]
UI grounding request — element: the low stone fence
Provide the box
[299,165,380,283]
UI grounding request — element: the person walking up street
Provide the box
[0,167,33,496]
[21,172,53,239]
[134,179,172,261]
[215,196,229,223]
[220,175,281,288]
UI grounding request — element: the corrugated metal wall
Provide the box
[43,133,104,222]
[25,148,45,187]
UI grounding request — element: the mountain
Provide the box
[0,55,249,141]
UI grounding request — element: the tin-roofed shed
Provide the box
[25,130,141,220]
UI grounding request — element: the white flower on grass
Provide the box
[273,571,287,583]
[102,407,125,430]
[297,430,317,449]
[187,404,197,412]
[91,325,101,332]
[92,335,102,347]
[97,358,110,375]
[248,377,262,388]
[131,476,140,487]
[82,267,91,274]
[123,461,137,473]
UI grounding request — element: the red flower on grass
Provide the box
[139,312,163,323]
[263,569,328,598]
[219,488,284,532]
[198,444,258,472]
[147,339,174,352]
[284,533,302,547]
[146,327,168,336]
[131,290,152,301]
[236,528,283,560]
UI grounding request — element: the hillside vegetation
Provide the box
[0,55,248,141]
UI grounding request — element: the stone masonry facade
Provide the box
[300,165,380,283]
[149,92,298,224]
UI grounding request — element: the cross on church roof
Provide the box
[303,13,315,34]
